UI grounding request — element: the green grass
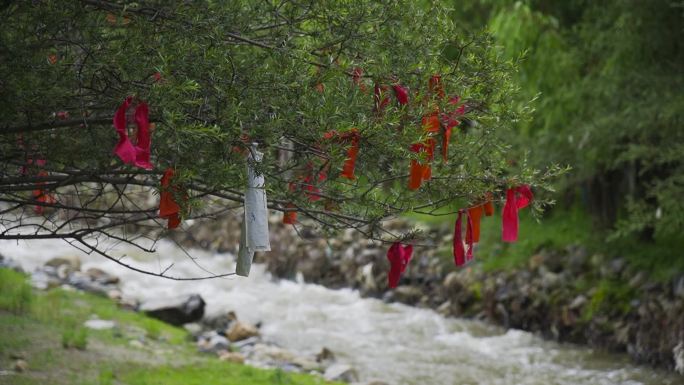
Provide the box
[0,268,340,385]
[123,363,330,385]
[0,269,33,313]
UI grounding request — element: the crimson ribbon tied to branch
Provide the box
[453,209,475,267]
[113,96,153,170]
[502,185,534,243]
[159,168,182,229]
[387,242,414,288]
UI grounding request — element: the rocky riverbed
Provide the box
[0,253,360,383]
[163,211,684,375]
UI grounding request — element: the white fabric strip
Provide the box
[236,144,271,277]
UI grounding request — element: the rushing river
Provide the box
[1,239,680,385]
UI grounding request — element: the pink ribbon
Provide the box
[453,209,474,266]
[387,242,414,288]
[113,97,153,170]
[502,185,534,243]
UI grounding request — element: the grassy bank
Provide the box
[0,268,337,385]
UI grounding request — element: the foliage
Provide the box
[0,268,33,313]
[485,0,684,240]
[0,1,560,278]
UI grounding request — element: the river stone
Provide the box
[140,294,205,326]
[392,286,423,305]
[219,351,245,364]
[227,321,260,342]
[673,275,684,298]
[85,268,119,285]
[44,255,81,272]
[324,363,359,383]
[13,359,28,373]
[674,341,684,374]
[84,319,116,330]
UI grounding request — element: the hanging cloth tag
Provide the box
[502,185,534,243]
[453,209,474,266]
[387,242,414,288]
[237,144,271,277]
[159,168,181,229]
[323,128,360,180]
[467,205,484,243]
[484,193,495,217]
[392,84,409,105]
[32,159,56,214]
[113,96,153,170]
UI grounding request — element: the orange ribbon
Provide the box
[159,168,182,229]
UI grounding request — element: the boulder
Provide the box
[140,294,205,326]
[227,321,260,342]
[324,363,359,383]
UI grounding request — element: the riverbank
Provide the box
[0,267,344,385]
[166,210,684,375]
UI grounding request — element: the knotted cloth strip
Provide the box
[502,185,534,243]
[113,96,153,170]
[453,209,474,266]
[236,145,271,277]
[159,168,181,229]
[387,242,414,288]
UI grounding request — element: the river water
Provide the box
[1,239,680,385]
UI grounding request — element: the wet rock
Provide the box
[85,268,119,285]
[569,295,587,310]
[315,347,335,363]
[44,255,81,272]
[67,272,111,296]
[183,323,203,338]
[392,286,423,305]
[30,270,60,290]
[250,344,320,372]
[197,332,230,353]
[203,311,237,331]
[219,351,245,364]
[13,359,28,373]
[84,319,116,330]
[227,321,260,342]
[324,363,359,383]
[674,341,684,374]
[232,336,260,350]
[129,339,144,348]
[673,276,684,298]
[140,294,205,326]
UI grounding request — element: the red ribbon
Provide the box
[32,159,56,214]
[392,84,409,105]
[283,203,297,225]
[159,168,181,229]
[467,205,484,243]
[113,96,153,170]
[484,193,495,217]
[323,128,360,180]
[502,185,534,243]
[453,209,474,266]
[387,242,413,288]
